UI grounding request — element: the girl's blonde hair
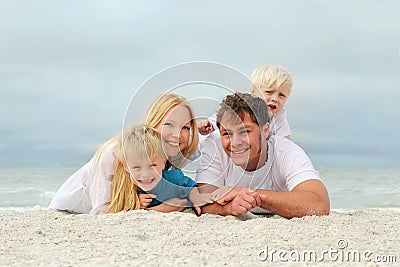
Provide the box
[145,93,199,168]
[105,125,166,213]
[250,65,293,95]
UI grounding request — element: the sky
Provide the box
[1,0,399,168]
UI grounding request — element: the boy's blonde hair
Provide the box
[250,65,293,95]
[106,125,166,213]
[145,93,199,168]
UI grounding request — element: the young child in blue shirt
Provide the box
[124,125,213,213]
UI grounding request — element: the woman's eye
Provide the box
[182,125,190,131]
[163,122,173,127]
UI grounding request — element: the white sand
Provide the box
[1,209,399,266]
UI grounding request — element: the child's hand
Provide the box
[191,193,214,216]
[138,193,156,209]
[188,187,215,216]
[211,186,235,205]
[197,120,215,135]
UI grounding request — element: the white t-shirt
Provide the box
[195,132,320,197]
[49,143,117,215]
[270,109,291,138]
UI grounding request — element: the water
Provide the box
[0,166,399,211]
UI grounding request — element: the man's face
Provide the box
[219,111,269,171]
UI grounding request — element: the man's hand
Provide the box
[215,188,262,216]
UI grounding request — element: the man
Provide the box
[195,93,329,218]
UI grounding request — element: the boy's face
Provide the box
[253,83,290,115]
[127,155,165,191]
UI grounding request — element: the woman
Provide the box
[48,93,199,215]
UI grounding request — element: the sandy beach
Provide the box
[1,209,399,266]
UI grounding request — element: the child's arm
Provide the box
[197,120,215,135]
[188,187,214,215]
[146,198,188,213]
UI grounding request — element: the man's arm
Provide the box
[214,179,330,218]
[257,179,329,218]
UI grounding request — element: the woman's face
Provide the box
[155,105,192,158]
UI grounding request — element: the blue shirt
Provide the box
[139,169,197,207]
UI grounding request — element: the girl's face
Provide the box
[127,155,165,191]
[156,105,192,158]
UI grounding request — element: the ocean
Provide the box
[0,166,399,211]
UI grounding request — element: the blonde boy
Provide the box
[250,64,292,139]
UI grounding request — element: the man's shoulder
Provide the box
[206,130,221,141]
[270,136,303,154]
[200,130,224,150]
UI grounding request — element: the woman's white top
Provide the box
[49,142,117,215]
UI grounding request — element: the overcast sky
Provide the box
[1,0,399,168]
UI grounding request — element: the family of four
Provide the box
[49,65,330,219]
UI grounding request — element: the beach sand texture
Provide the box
[1,209,399,266]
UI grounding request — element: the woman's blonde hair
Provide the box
[250,64,293,95]
[145,93,199,168]
[105,125,166,213]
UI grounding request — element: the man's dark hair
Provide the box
[216,93,270,129]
